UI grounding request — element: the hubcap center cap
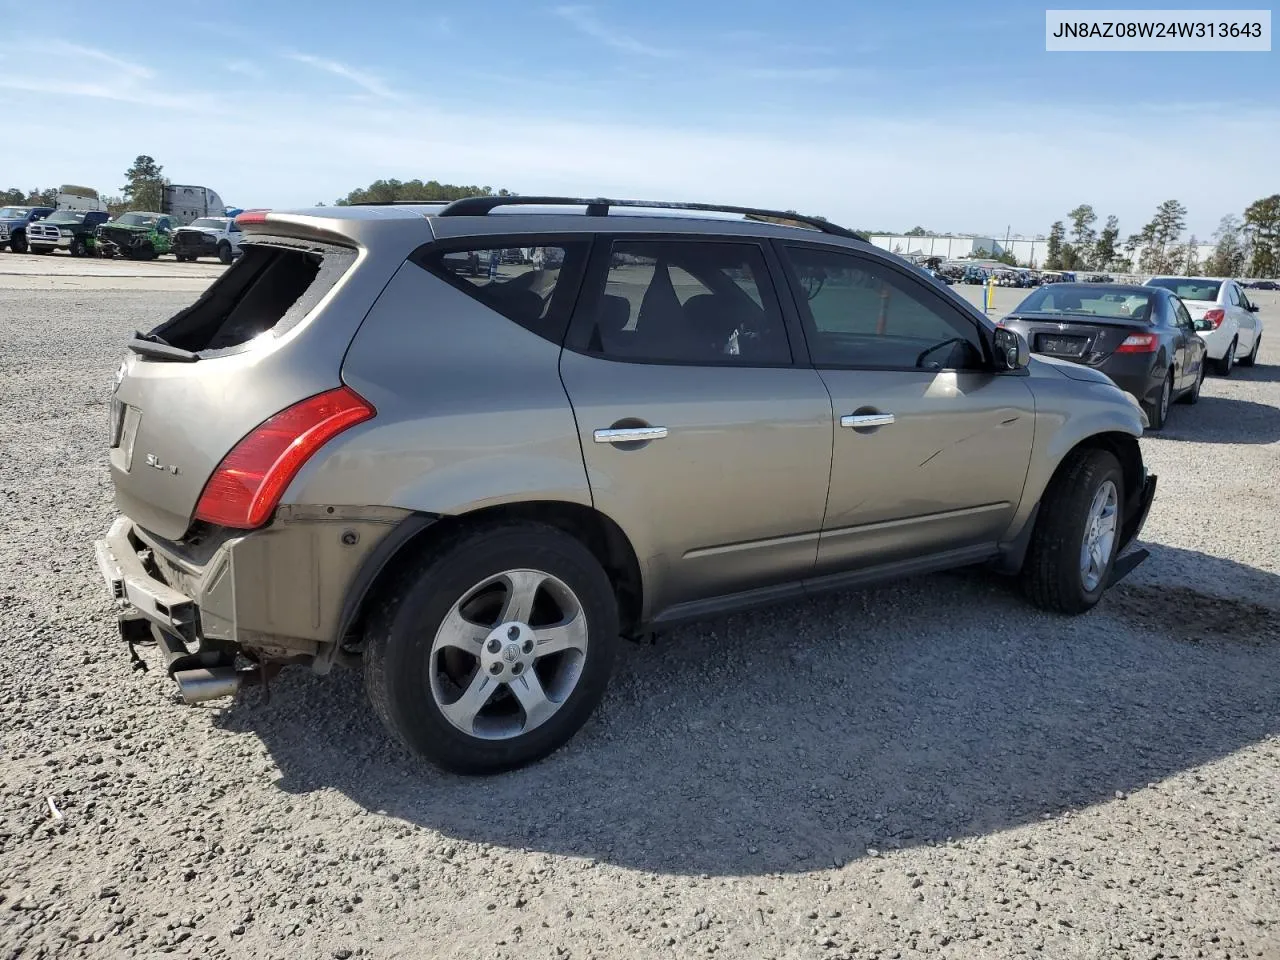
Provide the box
[482,621,536,680]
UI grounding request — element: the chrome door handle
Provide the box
[593,426,669,444]
[841,413,895,428]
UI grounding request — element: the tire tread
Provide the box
[363,520,618,774]
[1020,448,1123,614]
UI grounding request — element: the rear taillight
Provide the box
[1202,308,1225,329]
[194,386,375,529]
[1115,334,1159,353]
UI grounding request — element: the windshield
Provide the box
[47,211,87,224]
[1146,277,1221,301]
[0,207,32,219]
[189,218,227,229]
[1014,285,1155,321]
[115,212,158,227]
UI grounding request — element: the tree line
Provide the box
[2,154,171,217]
[333,179,515,206]
[1042,195,1280,277]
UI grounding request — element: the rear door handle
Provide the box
[593,426,669,444]
[840,413,895,429]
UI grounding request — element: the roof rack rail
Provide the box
[433,195,865,240]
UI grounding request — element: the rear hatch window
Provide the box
[148,236,356,355]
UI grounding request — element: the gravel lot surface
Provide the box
[1,260,1277,960]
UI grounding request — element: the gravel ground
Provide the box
[1,273,1278,960]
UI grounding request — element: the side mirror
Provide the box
[1247,303,1259,312]
[992,327,1030,370]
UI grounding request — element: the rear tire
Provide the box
[1239,335,1260,367]
[1020,448,1124,615]
[1214,338,1236,376]
[1178,360,1205,405]
[1144,369,1173,430]
[70,237,87,258]
[364,522,619,774]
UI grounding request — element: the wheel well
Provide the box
[1062,431,1144,507]
[346,501,644,646]
[998,430,1145,577]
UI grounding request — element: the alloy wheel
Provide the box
[1079,480,1118,592]
[429,569,589,740]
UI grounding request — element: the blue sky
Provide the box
[1,0,1275,238]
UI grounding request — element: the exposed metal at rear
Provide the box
[108,208,436,540]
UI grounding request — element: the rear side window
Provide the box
[420,243,589,344]
[577,239,792,365]
[150,237,355,353]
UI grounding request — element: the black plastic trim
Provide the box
[335,513,439,642]
[648,543,999,627]
[431,195,866,241]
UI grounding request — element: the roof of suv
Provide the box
[259,196,871,246]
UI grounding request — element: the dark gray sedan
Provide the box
[1000,283,1209,430]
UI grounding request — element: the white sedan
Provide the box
[1144,276,1263,374]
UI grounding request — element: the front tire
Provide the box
[70,237,87,257]
[1214,338,1236,376]
[364,523,619,774]
[217,242,232,265]
[1021,449,1124,614]
[1239,335,1260,368]
[10,231,27,254]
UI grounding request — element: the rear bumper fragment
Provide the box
[1120,471,1157,553]
[94,507,413,699]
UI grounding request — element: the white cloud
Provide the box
[0,42,213,110]
[2,58,1276,239]
[553,6,677,58]
[286,52,398,100]
[42,41,152,79]
[741,67,851,82]
[226,60,267,81]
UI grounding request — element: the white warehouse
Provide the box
[869,234,1054,267]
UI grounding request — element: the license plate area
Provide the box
[1035,334,1089,357]
[109,403,141,471]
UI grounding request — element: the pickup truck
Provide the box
[171,216,242,263]
[0,205,55,254]
[27,210,110,256]
[96,211,176,260]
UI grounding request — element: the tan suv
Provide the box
[95,197,1157,773]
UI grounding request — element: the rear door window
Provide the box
[571,239,792,365]
[419,243,590,344]
[149,237,356,353]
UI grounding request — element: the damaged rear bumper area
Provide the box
[93,506,416,703]
[1108,470,1158,587]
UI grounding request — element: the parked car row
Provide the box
[0,184,243,263]
[998,275,1265,431]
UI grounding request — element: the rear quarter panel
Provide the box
[286,261,591,514]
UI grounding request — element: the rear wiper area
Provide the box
[126,330,200,363]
